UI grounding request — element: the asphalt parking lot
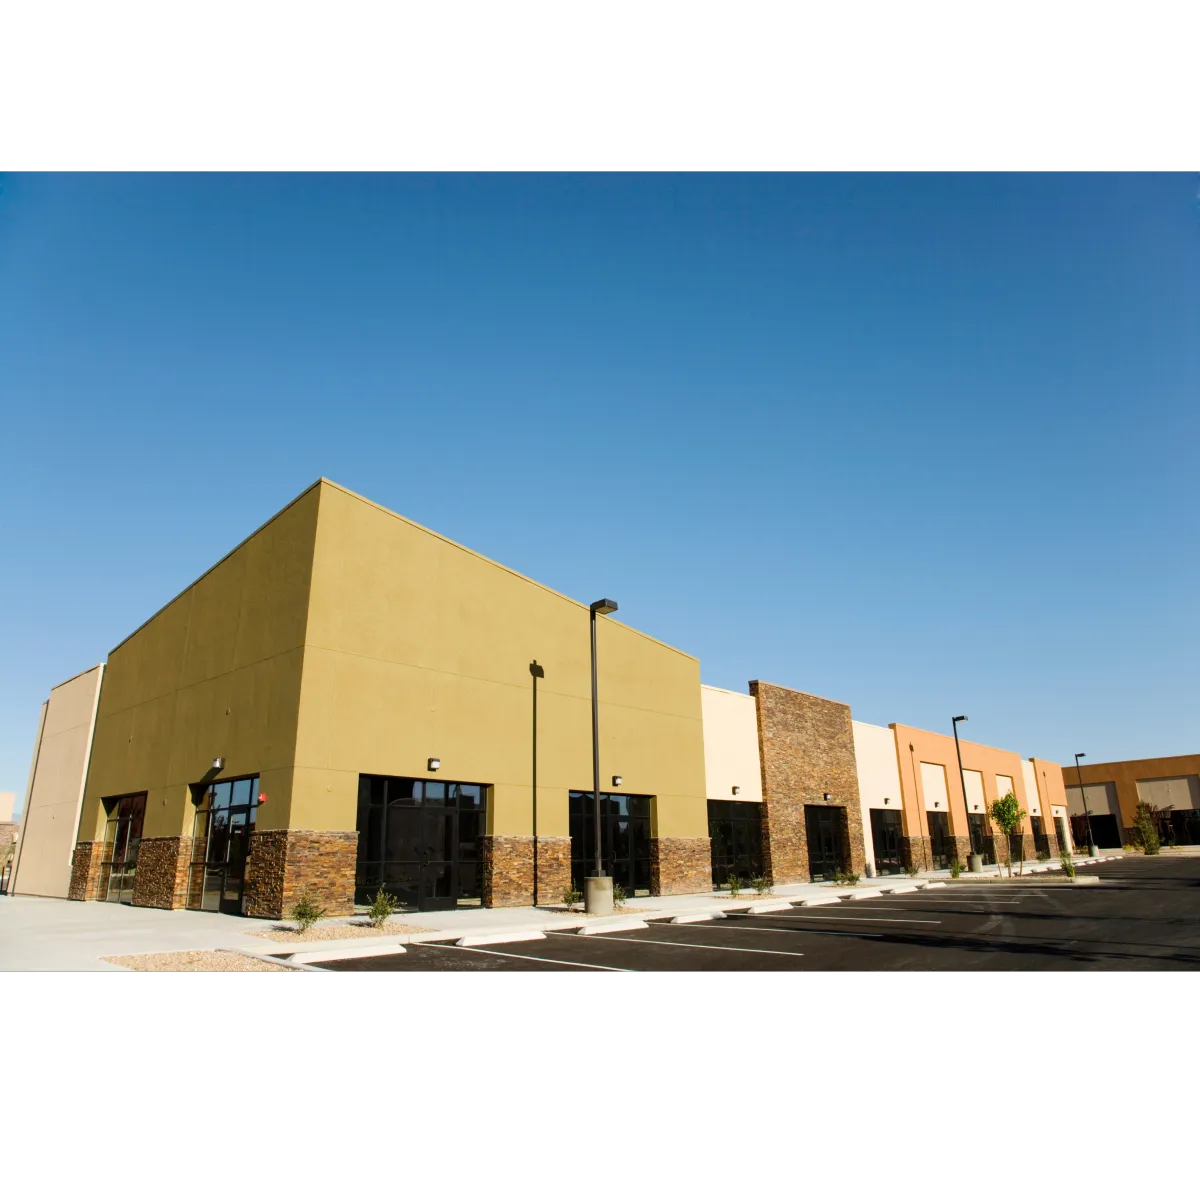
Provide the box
[318,856,1200,972]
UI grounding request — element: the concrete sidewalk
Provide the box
[1,852,1121,970]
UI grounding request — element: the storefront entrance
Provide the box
[869,809,904,875]
[928,811,954,868]
[187,777,259,914]
[967,813,996,865]
[356,776,486,911]
[708,799,764,887]
[99,793,146,903]
[805,805,847,881]
[569,791,652,896]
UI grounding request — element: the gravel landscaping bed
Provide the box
[249,921,428,942]
[104,950,295,972]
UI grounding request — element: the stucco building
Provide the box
[1065,754,1200,847]
[13,478,1100,916]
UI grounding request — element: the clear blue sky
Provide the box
[2,173,1197,807]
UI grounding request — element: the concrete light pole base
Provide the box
[585,875,614,916]
[968,854,984,873]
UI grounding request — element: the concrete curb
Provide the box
[290,943,406,964]
[456,930,547,947]
[223,948,329,972]
[880,885,918,895]
[576,918,649,936]
[671,912,722,924]
[798,896,842,907]
[747,901,794,914]
[843,889,885,901]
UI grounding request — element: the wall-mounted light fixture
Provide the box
[212,757,224,771]
[884,797,890,805]
[934,801,940,808]
[612,776,622,788]
[973,803,979,810]
[822,792,832,801]
[732,786,740,796]
[428,757,441,772]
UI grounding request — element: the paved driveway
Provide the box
[317,857,1200,972]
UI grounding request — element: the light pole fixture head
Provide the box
[529,661,544,679]
[1075,752,1086,760]
[953,715,967,724]
[590,598,619,615]
[212,757,224,771]
[427,757,441,772]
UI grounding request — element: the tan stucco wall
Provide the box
[287,481,708,840]
[701,686,762,803]
[1064,754,1200,829]
[891,724,1033,842]
[77,487,320,844]
[11,666,104,898]
[852,720,904,872]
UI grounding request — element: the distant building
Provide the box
[1065,755,1200,848]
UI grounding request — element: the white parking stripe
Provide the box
[550,933,805,958]
[436,943,631,971]
[739,913,942,925]
[712,926,883,939]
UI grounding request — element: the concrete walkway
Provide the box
[0,851,1122,970]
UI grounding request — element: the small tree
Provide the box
[989,791,1027,878]
[1133,801,1161,855]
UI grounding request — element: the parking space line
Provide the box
[549,932,805,958]
[735,913,942,925]
[435,943,632,971]
[712,925,883,939]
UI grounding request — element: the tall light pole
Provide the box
[1074,752,1096,854]
[529,661,544,905]
[952,715,980,871]
[587,599,618,915]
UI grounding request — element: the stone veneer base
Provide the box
[68,840,106,901]
[132,836,193,909]
[244,829,358,920]
[480,836,572,907]
[650,837,712,896]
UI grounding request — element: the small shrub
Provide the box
[1122,843,1140,854]
[1060,849,1076,880]
[290,892,327,934]
[727,874,743,898]
[1036,850,1051,862]
[949,858,962,879]
[1134,801,1161,855]
[367,886,400,930]
[751,874,774,895]
[833,868,860,886]
[562,885,583,910]
[905,858,921,877]
[612,882,627,907]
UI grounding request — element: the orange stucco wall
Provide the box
[1066,754,1200,829]
[891,723,1033,842]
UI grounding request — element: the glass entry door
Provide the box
[928,811,953,868]
[967,813,996,865]
[355,776,486,911]
[804,805,847,881]
[100,794,146,903]
[869,809,904,875]
[187,777,259,914]
[707,799,764,888]
[569,792,652,896]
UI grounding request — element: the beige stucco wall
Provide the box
[11,666,104,897]
[701,686,762,803]
[287,481,708,840]
[852,720,903,873]
[0,792,13,824]
[77,486,320,844]
[1020,760,1042,817]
